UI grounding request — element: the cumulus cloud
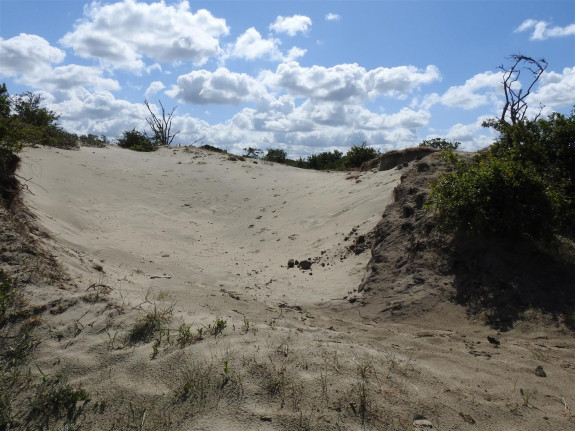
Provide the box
[0,34,119,93]
[264,62,440,103]
[60,0,229,70]
[325,13,341,21]
[515,19,575,40]
[269,15,312,36]
[422,71,503,110]
[167,67,271,105]
[48,88,150,136]
[223,28,306,62]
[145,81,165,98]
[529,67,575,108]
[0,34,65,76]
[37,65,120,92]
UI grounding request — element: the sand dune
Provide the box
[22,145,400,308]
[11,145,574,430]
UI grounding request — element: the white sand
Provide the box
[22,146,400,310]
[16,145,575,431]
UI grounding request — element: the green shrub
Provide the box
[243,147,262,158]
[263,148,287,164]
[419,137,460,150]
[307,150,344,170]
[344,141,379,168]
[431,154,557,239]
[200,144,226,153]
[117,129,156,152]
[79,134,108,148]
[43,127,80,150]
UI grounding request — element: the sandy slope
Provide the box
[21,146,399,309]
[15,145,575,431]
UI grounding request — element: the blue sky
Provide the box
[0,0,574,157]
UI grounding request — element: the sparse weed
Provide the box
[175,357,243,412]
[241,317,250,334]
[127,302,174,344]
[531,348,550,362]
[176,323,196,347]
[84,282,112,303]
[0,269,18,324]
[349,358,380,427]
[1,328,38,368]
[28,372,90,429]
[205,318,227,337]
[520,388,536,408]
[127,402,147,431]
[253,358,291,408]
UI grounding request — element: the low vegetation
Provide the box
[430,109,575,240]
[117,128,157,152]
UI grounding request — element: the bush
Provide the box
[199,144,226,153]
[344,141,379,168]
[419,137,460,150]
[79,134,107,148]
[117,129,155,152]
[307,150,344,170]
[431,154,558,239]
[43,127,80,150]
[263,148,287,164]
[430,107,575,239]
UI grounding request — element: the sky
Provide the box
[0,0,574,158]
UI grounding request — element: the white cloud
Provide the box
[269,15,312,36]
[0,34,65,76]
[325,13,341,21]
[48,88,150,136]
[364,65,441,99]
[529,67,575,108]
[0,34,119,93]
[264,62,440,103]
[422,71,503,110]
[515,19,575,40]
[60,0,229,71]
[167,67,271,105]
[38,65,120,92]
[145,81,165,98]
[224,28,306,62]
[226,28,281,61]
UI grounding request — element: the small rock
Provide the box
[298,260,312,270]
[487,336,500,346]
[287,259,295,268]
[535,365,547,377]
[413,418,434,429]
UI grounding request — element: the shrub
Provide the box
[243,147,262,158]
[263,148,287,164]
[344,141,379,168]
[117,129,156,152]
[79,134,108,148]
[431,154,557,239]
[419,137,460,150]
[307,150,344,170]
[43,127,80,150]
[200,144,226,153]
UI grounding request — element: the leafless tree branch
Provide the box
[499,55,547,124]
[144,100,181,146]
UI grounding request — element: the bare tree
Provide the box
[499,54,547,124]
[144,100,180,146]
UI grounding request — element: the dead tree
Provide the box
[144,100,180,146]
[499,55,547,124]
